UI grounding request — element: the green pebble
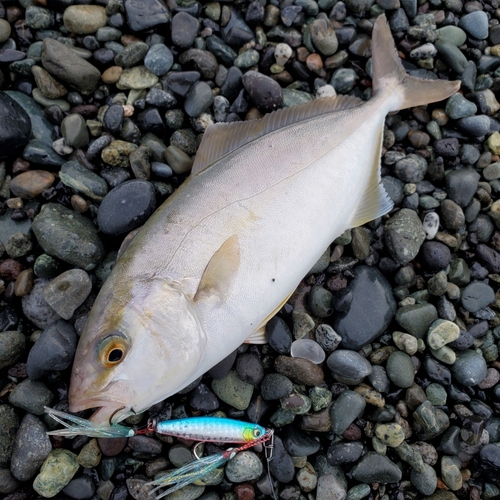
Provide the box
[308,285,333,318]
[211,370,253,410]
[436,26,467,46]
[448,258,470,286]
[34,253,60,279]
[234,49,259,69]
[61,114,89,148]
[270,408,295,427]
[0,331,25,369]
[426,383,447,406]
[410,462,437,496]
[395,303,438,338]
[117,66,159,90]
[282,89,313,108]
[78,438,102,468]
[346,484,371,500]
[33,449,79,497]
[428,270,448,296]
[394,441,426,473]
[309,386,332,411]
[427,319,460,350]
[60,160,108,200]
[32,89,70,112]
[375,423,405,447]
[441,455,462,491]
[26,6,55,29]
[386,351,415,388]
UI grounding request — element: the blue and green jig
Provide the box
[44,407,274,499]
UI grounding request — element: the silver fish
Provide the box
[69,15,459,424]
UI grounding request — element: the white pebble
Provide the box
[423,211,440,240]
[52,137,73,156]
[274,43,292,66]
[316,84,337,99]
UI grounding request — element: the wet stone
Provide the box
[261,373,293,400]
[60,161,108,201]
[281,425,320,456]
[386,351,415,388]
[351,452,402,484]
[0,92,31,158]
[32,203,104,270]
[27,319,77,379]
[8,378,54,414]
[423,356,452,385]
[266,316,292,354]
[419,241,452,272]
[144,44,173,76]
[9,170,54,199]
[123,0,170,32]
[327,350,372,385]
[62,475,96,499]
[450,349,487,386]
[184,81,214,118]
[0,330,25,369]
[115,42,149,69]
[22,279,61,328]
[384,208,426,265]
[63,5,108,35]
[274,355,324,386]
[269,436,294,483]
[97,180,156,235]
[41,39,101,95]
[395,303,438,338]
[235,353,264,385]
[327,441,364,465]
[242,71,283,113]
[211,370,253,410]
[0,469,19,494]
[445,168,480,207]
[461,282,495,313]
[171,12,200,49]
[459,10,488,40]
[103,104,124,135]
[330,390,366,435]
[0,405,18,468]
[333,266,396,350]
[42,270,92,320]
[10,413,51,481]
[445,93,477,119]
[33,449,79,498]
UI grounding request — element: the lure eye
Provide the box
[253,428,262,437]
[97,332,128,368]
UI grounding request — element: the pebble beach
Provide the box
[1,0,500,499]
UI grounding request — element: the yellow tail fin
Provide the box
[372,15,460,111]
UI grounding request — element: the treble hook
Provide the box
[193,441,204,460]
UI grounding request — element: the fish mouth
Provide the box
[69,399,132,425]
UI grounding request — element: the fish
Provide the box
[69,14,459,425]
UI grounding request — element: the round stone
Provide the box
[351,452,402,484]
[386,351,415,388]
[458,11,488,40]
[427,319,460,350]
[225,451,262,482]
[33,449,79,498]
[32,203,104,270]
[326,350,372,384]
[10,413,51,481]
[61,114,89,148]
[242,71,283,113]
[261,373,293,400]
[0,19,11,43]
[450,350,487,386]
[330,390,366,435]
[461,282,495,313]
[60,161,108,201]
[375,423,405,447]
[97,180,156,235]
[63,5,108,35]
[144,44,174,76]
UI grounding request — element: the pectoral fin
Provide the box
[194,235,240,303]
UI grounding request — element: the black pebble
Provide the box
[97,180,157,235]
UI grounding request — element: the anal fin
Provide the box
[350,127,393,228]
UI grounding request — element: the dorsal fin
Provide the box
[191,95,364,176]
[350,127,394,227]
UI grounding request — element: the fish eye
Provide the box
[97,332,128,368]
[253,428,261,437]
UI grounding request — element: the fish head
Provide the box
[69,277,206,425]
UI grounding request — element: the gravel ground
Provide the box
[1,0,500,500]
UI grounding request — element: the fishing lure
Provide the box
[44,408,275,498]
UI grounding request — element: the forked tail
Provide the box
[371,15,460,111]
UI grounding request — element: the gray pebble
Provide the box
[10,413,52,481]
[8,379,54,415]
